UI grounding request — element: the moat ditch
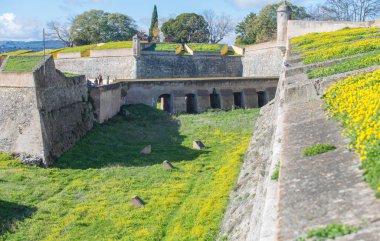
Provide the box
[0,105,259,240]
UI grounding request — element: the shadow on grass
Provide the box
[0,200,36,235]
[55,104,204,169]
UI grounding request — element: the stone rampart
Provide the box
[90,83,123,123]
[54,56,137,80]
[0,56,93,166]
[243,42,284,77]
[136,54,243,79]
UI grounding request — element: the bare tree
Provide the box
[46,21,73,47]
[321,0,380,21]
[203,10,235,43]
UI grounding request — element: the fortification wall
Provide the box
[136,54,243,79]
[0,57,93,166]
[242,42,284,77]
[287,20,371,39]
[90,83,123,123]
[54,56,136,80]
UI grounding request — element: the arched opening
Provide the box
[257,91,269,108]
[233,92,243,109]
[210,89,221,109]
[157,94,171,112]
[186,94,197,113]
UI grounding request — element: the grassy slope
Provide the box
[0,50,32,56]
[187,43,224,52]
[292,28,380,196]
[2,56,44,72]
[0,105,259,240]
[59,44,96,53]
[93,41,133,50]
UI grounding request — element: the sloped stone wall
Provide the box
[0,57,93,166]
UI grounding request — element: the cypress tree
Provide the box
[149,5,159,42]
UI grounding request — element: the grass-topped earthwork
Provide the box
[296,223,358,241]
[187,43,225,52]
[0,105,259,240]
[291,28,380,65]
[143,43,181,52]
[303,144,337,157]
[2,56,45,72]
[0,50,32,56]
[93,41,133,50]
[59,44,96,57]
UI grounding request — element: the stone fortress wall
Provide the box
[0,56,93,166]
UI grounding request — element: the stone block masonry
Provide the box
[136,54,243,79]
[0,56,93,166]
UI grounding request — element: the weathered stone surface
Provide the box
[0,56,93,166]
[276,51,380,241]
[163,160,175,170]
[141,145,152,154]
[131,195,145,207]
[11,153,44,167]
[193,141,206,150]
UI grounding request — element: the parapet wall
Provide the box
[55,56,137,80]
[0,57,93,166]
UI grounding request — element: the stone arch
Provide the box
[257,91,269,108]
[210,89,221,109]
[186,94,197,113]
[157,94,172,112]
[233,92,244,109]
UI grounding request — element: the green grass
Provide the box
[271,162,280,181]
[143,43,181,52]
[59,44,96,53]
[307,50,380,79]
[0,50,32,56]
[303,144,337,157]
[93,41,133,50]
[187,43,224,52]
[63,72,81,77]
[0,105,259,240]
[2,56,45,72]
[296,224,358,241]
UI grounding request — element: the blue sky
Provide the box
[0,0,321,42]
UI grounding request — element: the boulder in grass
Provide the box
[163,160,175,170]
[131,195,145,207]
[193,141,206,150]
[141,145,152,154]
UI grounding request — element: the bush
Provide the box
[303,144,336,156]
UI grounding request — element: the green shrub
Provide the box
[303,144,337,157]
[296,224,358,241]
[271,162,280,180]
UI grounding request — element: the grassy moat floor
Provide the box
[0,105,259,241]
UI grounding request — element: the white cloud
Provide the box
[0,13,41,41]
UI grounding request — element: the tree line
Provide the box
[48,0,379,47]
